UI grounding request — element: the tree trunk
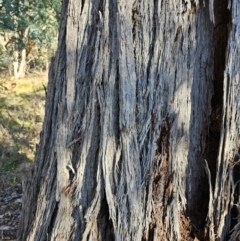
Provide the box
[13,49,26,79]
[18,0,240,240]
[13,28,28,79]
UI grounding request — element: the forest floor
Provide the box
[0,73,47,240]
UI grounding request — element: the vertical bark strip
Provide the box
[212,1,240,240]
[18,0,240,240]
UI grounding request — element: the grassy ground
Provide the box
[0,73,47,185]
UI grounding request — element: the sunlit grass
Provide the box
[0,73,47,174]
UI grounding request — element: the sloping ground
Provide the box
[0,73,47,240]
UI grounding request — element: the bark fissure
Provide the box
[81,0,85,15]
[48,202,59,239]
[194,1,231,240]
[97,194,115,240]
[146,0,158,83]
[204,0,230,190]
[151,114,175,240]
[210,0,240,240]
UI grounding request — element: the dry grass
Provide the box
[0,73,47,184]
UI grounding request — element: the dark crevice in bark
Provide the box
[112,67,121,190]
[205,0,230,189]
[185,1,230,239]
[142,223,156,241]
[108,0,120,154]
[72,208,84,240]
[131,1,139,85]
[203,0,230,239]
[146,0,158,83]
[108,0,117,81]
[131,1,139,44]
[150,114,174,240]
[97,194,115,240]
[47,202,59,240]
[81,0,85,14]
[181,0,189,15]
[80,113,100,207]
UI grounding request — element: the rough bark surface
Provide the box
[212,1,240,240]
[18,0,240,240]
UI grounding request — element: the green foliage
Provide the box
[0,155,23,173]
[0,47,11,70]
[0,0,61,74]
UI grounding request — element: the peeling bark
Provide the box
[18,0,240,240]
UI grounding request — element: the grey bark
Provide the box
[18,0,240,240]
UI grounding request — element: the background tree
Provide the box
[18,0,240,240]
[0,0,60,78]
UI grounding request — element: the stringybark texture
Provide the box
[18,0,240,240]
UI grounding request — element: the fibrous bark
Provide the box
[18,0,240,240]
[212,1,240,240]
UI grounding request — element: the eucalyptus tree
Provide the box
[0,0,60,77]
[18,0,240,240]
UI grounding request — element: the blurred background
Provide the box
[0,1,60,238]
